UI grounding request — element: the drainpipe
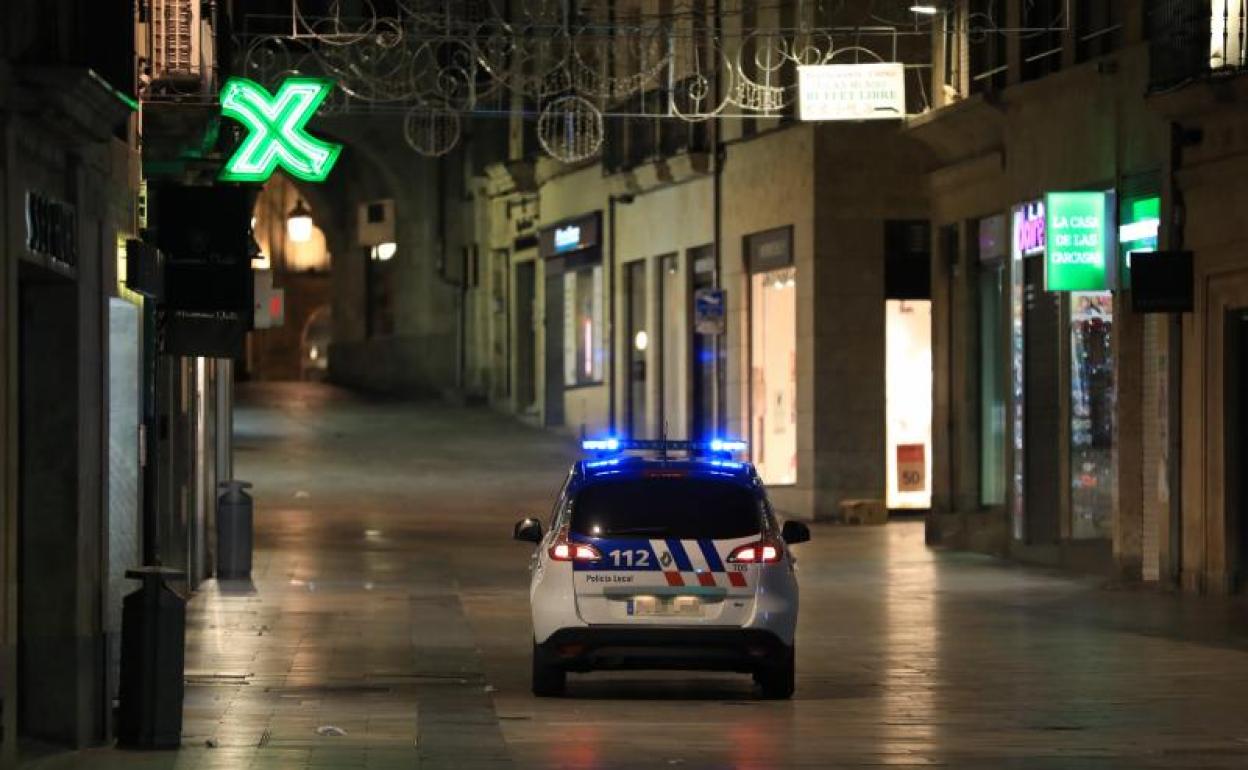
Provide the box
[712,0,725,434]
[1166,122,1200,587]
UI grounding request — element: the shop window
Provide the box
[366,247,396,338]
[563,265,604,387]
[886,300,933,509]
[1070,292,1115,539]
[750,266,796,486]
[658,254,684,437]
[979,263,1007,506]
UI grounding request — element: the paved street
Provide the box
[28,383,1248,769]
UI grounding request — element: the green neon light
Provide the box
[218,77,342,183]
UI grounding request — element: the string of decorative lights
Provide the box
[140,0,1072,162]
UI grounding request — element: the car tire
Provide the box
[755,646,795,700]
[531,642,566,697]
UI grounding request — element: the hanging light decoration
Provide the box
[287,200,314,243]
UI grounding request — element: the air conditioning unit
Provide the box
[357,199,396,246]
[150,0,201,83]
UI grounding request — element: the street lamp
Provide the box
[287,200,314,243]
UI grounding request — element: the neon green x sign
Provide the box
[218,77,342,183]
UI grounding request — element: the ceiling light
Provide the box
[910,4,941,14]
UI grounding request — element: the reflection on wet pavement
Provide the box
[26,383,1248,769]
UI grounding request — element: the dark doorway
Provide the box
[690,246,716,439]
[17,269,87,745]
[543,260,564,427]
[626,261,647,437]
[1023,255,1061,543]
[515,260,537,414]
[1228,310,1248,591]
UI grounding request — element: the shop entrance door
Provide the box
[543,261,564,427]
[17,270,81,743]
[1228,310,1248,591]
[1024,255,1061,543]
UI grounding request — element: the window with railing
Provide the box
[1021,0,1066,82]
[1147,0,1248,89]
[603,79,711,173]
[969,0,1008,94]
[1211,0,1248,70]
[1077,0,1124,62]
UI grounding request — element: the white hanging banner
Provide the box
[797,62,906,122]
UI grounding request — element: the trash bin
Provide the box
[217,480,253,580]
[117,567,186,749]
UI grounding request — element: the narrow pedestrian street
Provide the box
[27,383,1248,769]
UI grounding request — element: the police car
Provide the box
[512,438,809,698]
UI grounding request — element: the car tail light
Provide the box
[727,540,782,564]
[549,539,602,562]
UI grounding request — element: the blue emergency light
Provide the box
[580,437,749,457]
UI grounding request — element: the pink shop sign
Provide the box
[1013,200,1046,257]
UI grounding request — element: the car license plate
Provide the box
[627,595,703,617]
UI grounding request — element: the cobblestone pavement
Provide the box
[25,383,1248,768]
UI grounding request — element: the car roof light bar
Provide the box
[579,438,749,457]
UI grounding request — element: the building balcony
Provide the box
[1150,1,1248,90]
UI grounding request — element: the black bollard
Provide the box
[116,567,186,749]
[216,481,254,580]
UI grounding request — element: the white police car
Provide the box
[513,439,809,698]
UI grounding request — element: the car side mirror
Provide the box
[514,517,543,543]
[781,520,810,545]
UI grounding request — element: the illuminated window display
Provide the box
[750,267,797,485]
[886,300,932,509]
[1070,292,1114,539]
[563,266,603,387]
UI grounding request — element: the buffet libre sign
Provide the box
[1044,191,1116,292]
[797,63,906,121]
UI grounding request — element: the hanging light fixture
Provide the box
[287,199,314,243]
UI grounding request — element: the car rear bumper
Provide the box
[538,626,791,673]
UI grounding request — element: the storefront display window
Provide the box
[1010,201,1043,539]
[979,264,1007,506]
[659,254,683,435]
[1070,292,1114,539]
[750,267,796,485]
[563,265,604,387]
[886,300,932,509]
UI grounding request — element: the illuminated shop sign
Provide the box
[1044,191,1116,292]
[539,213,601,259]
[1118,196,1160,289]
[797,62,906,121]
[554,225,582,252]
[218,77,342,183]
[1013,200,1046,257]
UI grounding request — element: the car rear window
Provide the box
[571,477,763,539]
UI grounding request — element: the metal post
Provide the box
[216,358,233,482]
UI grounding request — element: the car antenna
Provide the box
[660,420,668,461]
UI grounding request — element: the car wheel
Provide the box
[531,641,566,697]
[755,646,795,700]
